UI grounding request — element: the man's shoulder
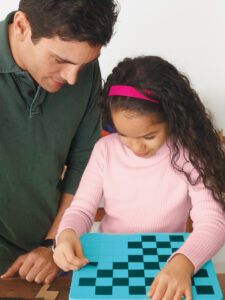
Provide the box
[95,133,120,151]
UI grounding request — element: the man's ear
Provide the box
[12,11,31,42]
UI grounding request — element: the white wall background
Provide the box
[1,1,224,272]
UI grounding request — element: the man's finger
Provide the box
[24,261,45,282]
[34,265,59,284]
[18,257,35,279]
[44,271,59,284]
[1,258,23,278]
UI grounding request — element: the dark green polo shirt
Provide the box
[0,13,100,271]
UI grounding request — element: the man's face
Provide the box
[11,12,101,92]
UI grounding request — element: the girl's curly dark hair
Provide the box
[100,56,225,211]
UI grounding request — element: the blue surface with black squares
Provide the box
[69,233,223,299]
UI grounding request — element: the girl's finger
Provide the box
[64,245,86,268]
[161,284,176,300]
[184,287,193,300]
[54,250,78,271]
[147,277,158,298]
[150,279,167,300]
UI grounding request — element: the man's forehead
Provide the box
[39,37,101,64]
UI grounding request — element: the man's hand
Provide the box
[147,254,194,300]
[1,247,60,284]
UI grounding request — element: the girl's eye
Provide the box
[145,136,156,140]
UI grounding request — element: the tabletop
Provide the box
[0,274,224,300]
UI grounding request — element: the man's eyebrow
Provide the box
[117,130,159,138]
[54,54,100,65]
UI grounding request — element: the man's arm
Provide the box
[1,62,101,283]
[1,193,74,283]
[45,193,74,239]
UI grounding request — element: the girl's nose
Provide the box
[129,140,146,154]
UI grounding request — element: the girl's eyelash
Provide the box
[118,133,155,140]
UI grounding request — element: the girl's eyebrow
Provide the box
[117,130,158,138]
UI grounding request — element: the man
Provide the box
[0,0,118,284]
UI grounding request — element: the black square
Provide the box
[143,248,157,255]
[194,269,208,278]
[145,277,154,286]
[129,269,145,277]
[158,255,170,262]
[113,262,128,269]
[141,235,156,242]
[195,285,214,295]
[144,262,160,269]
[95,286,113,295]
[113,278,129,286]
[157,242,171,248]
[97,269,113,277]
[88,261,98,267]
[128,242,142,248]
[169,235,184,242]
[129,286,146,295]
[172,248,179,252]
[128,255,143,262]
[79,278,96,286]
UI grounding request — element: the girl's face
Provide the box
[111,109,168,158]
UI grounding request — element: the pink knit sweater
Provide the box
[57,134,225,272]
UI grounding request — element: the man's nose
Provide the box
[61,65,80,85]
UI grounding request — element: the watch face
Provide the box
[40,239,55,248]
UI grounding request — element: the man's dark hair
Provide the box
[18,0,119,46]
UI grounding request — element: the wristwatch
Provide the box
[39,239,55,251]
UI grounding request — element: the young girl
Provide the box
[54,56,225,300]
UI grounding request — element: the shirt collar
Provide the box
[0,12,22,73]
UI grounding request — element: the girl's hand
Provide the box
[53,229,89,272]
[147,254,194,300]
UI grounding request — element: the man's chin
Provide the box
[41,82,65,93]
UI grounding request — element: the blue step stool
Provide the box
[69,233,223,299]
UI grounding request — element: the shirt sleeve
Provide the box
[61,61,101,195]
[169,169,225,273]
[56,138,106,240]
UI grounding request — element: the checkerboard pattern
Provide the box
[69,233,223,299]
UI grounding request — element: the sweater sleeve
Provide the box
[61,61,101,194]
[169,171,225,273]
[56,138,106,240]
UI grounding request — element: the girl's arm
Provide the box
[148,169,225,299]
[170,172,225,273]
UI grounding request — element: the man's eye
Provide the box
[55,58,63,64]
[145,136,155,140]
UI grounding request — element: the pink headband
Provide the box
[108,85,160,104]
